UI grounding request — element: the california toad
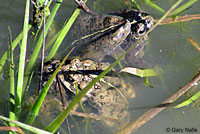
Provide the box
[41,58,135,128]
[72,9,154,68]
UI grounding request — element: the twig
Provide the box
[57,75,67,109]
[116,70,200,134]
[73,0,89,12]
[40,0,47,91]
[0,126,24,134]
[187,37,200,52]
[56,75,71,134]
[65,117,71,134]
[155,14,200,25]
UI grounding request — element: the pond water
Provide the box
[0,0,200,134]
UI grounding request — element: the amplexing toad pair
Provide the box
[29,9,154,130]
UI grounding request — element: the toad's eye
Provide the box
[48,68,53,72]
[133,15,154,39]
[137,23,146,37]
[144,16,154,30]
[139,24,145,34]
[43,65,53,73]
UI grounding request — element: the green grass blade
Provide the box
[0,115,53,134]
[23,0,63,94]
[144,77,154,88]
[15,0,30,115]
[175,91,200,108]
[120,67,157,77]
[169,0,198,16]
[8,26,16,128]
[144,0,165,13]
[25,48,74,125]
[45,0,88,62]
[0,25,31,73]
[45,29,61,50]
